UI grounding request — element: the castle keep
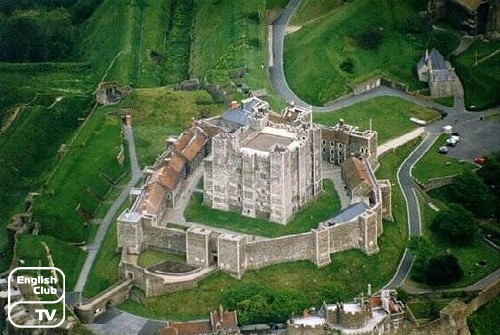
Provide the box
[204,98,322,224]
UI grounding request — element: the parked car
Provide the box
[438,146,448,154]
[474,156,487,165]
[450,135,460,142]
[446,138,458,146]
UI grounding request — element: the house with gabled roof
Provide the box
[417,49,456,97]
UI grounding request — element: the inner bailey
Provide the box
[116,97,392,294]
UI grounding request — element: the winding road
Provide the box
[269,0,500,291]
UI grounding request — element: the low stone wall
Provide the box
[328,219,361,253]
[246,232,314,269]
[416,175,456,191]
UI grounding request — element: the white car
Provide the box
[438,146,448,153]
[446,138,458,146]
[450,135,460,142]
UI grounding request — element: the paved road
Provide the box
[74,125,143,293]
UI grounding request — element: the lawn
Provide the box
[184,180,341,238]
[138,249,186,268]
[407,298,455,321]
[290,0,344,25]
[118,139,420,321]
[14,234,87,290]
[414,194,500,288]
[452,40,500,110]
[284,0,459,105]
[412,134,476,183]
[468,296,500,335]
[32,109,126,244]
[313,96,440,143]
[120,87,224,166]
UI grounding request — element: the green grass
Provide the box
[468,296,500,335]
[290,0,344,25]
[15,234,87,290]
[118,139,420,321]
[407,298,454,321]
[120,87,224,166]
[412,134,476,183]
[284,0,459,105]
[184,180,341,237]
[0,95,94,272]
[452,40,500,110]
[190,0,286,109]
[138,249,186,268]
[415,194,500,288]
[313,96,440,143]
[431,96,454,107]
[32,109,126,243]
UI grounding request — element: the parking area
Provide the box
[442,118,500,162]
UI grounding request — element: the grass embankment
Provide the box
[407,297,455,322]
[14,234,87,290]
[121,87,223,166]
[0,95,93,271]
[414,194,500,288]
[284,0,459,105]
[118,139,420,321]
[468,296,500,335]
[191,0,286,109]
[452,40,500,110]
[185,180,340,238]
[314,96,440,143]
[32,110,126,243]
[412,134,476,183]
[138,249,185,268]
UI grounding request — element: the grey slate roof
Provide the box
[331,202,368,224]
[222,97,261,126]
[429,49,447,70]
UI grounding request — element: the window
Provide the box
[322,139,326,145]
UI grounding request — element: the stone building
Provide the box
[161,307,238,335]
[288,289,405,335]
[417,49,456,97]
[203,98,322,224]
[320,120,377,168]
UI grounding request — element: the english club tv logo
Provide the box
[8,267,65,328]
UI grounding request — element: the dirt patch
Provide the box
[0,105,23,134]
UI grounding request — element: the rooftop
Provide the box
[222,97,267,127]
[290,315,325,327]
[331,202,369,224]
[242,131,295,153]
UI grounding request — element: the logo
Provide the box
[8,267,65,329]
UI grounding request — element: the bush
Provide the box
[355,27,384,51]
[340,58,355,74]
[430,204,479,246]
[424,254,463,286]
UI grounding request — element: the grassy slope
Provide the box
[412,134,476,183]
[138,249,185,268]
[314,96,440,143]
[32,110,126,243]
[15,234,87,290]
[290,0,344,25]
[415,194,500,288]
[119,139,420,321]
[452,40,500,110]
[190,0,286,109]
[468,296,500,335]
[184,180,340,237]
[121,87,223,166]
[284,0,450,105]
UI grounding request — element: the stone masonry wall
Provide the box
[328,219,361,253]
[217,234,247,279]
[142,225,186,253]
[245,233,314,269]
[186,228,212,268]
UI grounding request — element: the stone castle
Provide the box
[204,98,322,224]
[117,97,391,296]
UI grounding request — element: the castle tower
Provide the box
[217,234,247,279]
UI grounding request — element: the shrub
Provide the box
[340,58,355,74]
[424,254,463,286]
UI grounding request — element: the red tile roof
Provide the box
[168,321,212,335]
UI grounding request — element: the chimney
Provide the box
[425,49,429,61]
[367,283,372,296]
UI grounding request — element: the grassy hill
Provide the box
[452,40,500,110]
[284,0,459,106]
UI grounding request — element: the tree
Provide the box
[424,254,463,286]
[408,236,438,282]
[478,151,500,196]
[444,171,495,218]
[340,58,355,74]
[431,204,479,246]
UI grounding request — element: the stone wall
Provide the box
[245,233,314,269]
[142,224,186,253]
[329,219,361,253]
[217,234,247,279]
[186,227,212,268]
